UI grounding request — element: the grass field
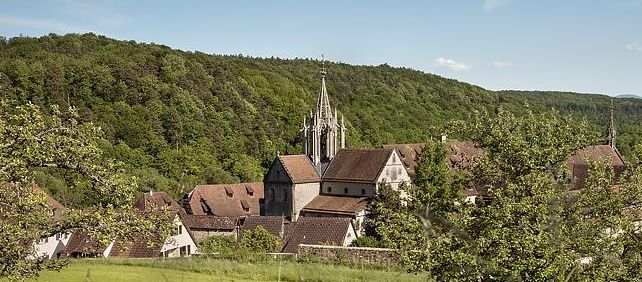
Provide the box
[27,258,432,282]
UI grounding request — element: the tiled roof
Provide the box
[384,141,483,173]
[282,217,352,253]
[110,240,162,258]
[323,148,393,183]
[568,145,626,189]
[241,216,290,239]
[134,191,183,212]
[382,143,423,173]
[62,233,108,257]
[302,195,369,215]
[278,155,321,183]
[184,182,264,217]
[182,215,238,231]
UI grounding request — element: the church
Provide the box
[262,67,411,232]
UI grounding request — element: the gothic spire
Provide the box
[315,57,333,122]
[608,99,616,149]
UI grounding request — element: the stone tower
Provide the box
[301,64,346,173]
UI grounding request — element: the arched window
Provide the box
[283,188,288,202]
[328,187,332,193]
[344,188,348,194]
[361,189,366,195]
[270,187,275,201]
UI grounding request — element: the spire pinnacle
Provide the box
[608,99,616,148]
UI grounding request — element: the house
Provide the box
[63,192,198,258]
[321,148,411,197]
[32,191,72,260]
[182,182,264,217]
[567,145,625,190]
[240,216,356,253]
[182,215,239,243]
[383,140,483,174]
[263,155,321,220]
[568,102,625,190]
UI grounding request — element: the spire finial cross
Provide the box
[320,54,327,78]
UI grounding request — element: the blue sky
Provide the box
[1,0,641,96]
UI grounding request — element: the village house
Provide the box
[62,191,197,258]
[32,189,72,260]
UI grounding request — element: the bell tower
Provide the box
[301,59,346,173]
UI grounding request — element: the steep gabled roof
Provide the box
[278,155,321,184]
[322,148,393,183]
[282,217,352,253]
[62,233,109,257]
[568,145,626,189]
[302,195,369,216]
[185,182,264,217]
[382,143,423,173]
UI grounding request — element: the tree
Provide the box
[0,101,172,280]
[412,108,642,281]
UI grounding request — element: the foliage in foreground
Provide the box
[368,109,642,281]
[0,102,173,280]
[239,226,281,253]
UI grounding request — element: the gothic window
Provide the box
[361,189,366,195]
[270,188,275,201]
[283,188,288,202]
[328,187,332,193]
[344,188,348,194]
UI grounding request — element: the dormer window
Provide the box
[200,198,213,215]
[224,186,234,197]
[241,199,250,212]
[245,185,254,197]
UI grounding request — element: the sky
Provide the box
[1,0,641,96]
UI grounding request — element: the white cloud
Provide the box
[484,0,509,11]
[0,15,77,32]
[492,61,513,68]
[626,42,642,52]
[434,58,470,72]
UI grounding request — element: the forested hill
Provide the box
[1,33,641,204]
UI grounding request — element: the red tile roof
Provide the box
[278,155,321,183]
[384,141,483,173]
[323,148,393,183]
[302,195,369,216]
[282,217,352,253]
[62,233,108,257]
[184,182,264,217]
[110,240,162,258]
[182,215,238,231]
[382,143,423,173]
[568,145,626,189]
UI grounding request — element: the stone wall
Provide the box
[297,244,398,267]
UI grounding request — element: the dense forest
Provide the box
[1,33,640,206]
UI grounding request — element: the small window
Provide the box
[187,245,191,255]
[328,187,332,193]
[241,199,250,212]
[224,186,234,197]
[392,154,397,163]
[55,233,60,240]
[398,167,402,175]
[361,189,366,195]
[283,188,288,201]
[178,225,182,234]
[270,187,275,201]
[344,188,348,194]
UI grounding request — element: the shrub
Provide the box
[240,226,280,253]
[198,235,236,255]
